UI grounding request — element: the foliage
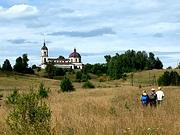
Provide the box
[38,83,49,98]
[13,54,31,74]
[75,71,90,82]
[45,63,68,78]
[45,62,55,78]
[58,56,65,60]
[82,81,95,89]
[7,91,51,135]
[106,50,163,79]
[83,63,107,76]
[76,71,82,82]
[7,89,20,105]
[32,64,37,69]
[158,71,180,86]
[2,59,12,71]
[54,67,66,76]
[60,77,75,92]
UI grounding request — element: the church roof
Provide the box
[69,48,81,58]
[41,42,48,50]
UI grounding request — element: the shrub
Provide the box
[76,71,82,80]
[60,77,75,92]
[7,89,20,105]
[81,74,90,82]
[82,81,95,89]
[7,91,51,135]
[98,75,110,82]
[38,83,49,98]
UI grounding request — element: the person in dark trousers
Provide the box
[148,88,157,107]
[141,91,149,106]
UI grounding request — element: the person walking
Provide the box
[141,91,149,106]
[156,87,165,106]
[148,88,157,107]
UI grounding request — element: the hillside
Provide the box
[0,70,180,134]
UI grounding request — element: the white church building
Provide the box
[40,42,83,69]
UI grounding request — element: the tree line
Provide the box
[0,54,34,74]
[105,50,163,79]
[82,50,163,79]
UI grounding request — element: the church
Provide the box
[40,41,83,69]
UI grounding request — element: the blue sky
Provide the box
[0,0,180,68]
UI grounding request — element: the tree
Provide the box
[158,71,180,86]
[60,77,74,92]
[22,54,29,70]
[13,54,30,73]
[58,56,65,60]
[32,65,37,69]
[104,55,111,63]
[106,50,163,79]
[76,71,82,82]
[54,67,66,76]
[155,57,163,69]
[13,57,23,72]
[147,52,156,70]
[2,59,12,71]
[7,91,51,135]
[45,62,55,78]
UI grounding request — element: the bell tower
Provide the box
[41,40,48,65]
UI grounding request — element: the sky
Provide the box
[0,0,180,68]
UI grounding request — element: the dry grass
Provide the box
[49,86,180,135]
[0,71,180,134]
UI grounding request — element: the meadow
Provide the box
[0,70,180,135]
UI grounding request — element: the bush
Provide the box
[98,75,110,82]
[75,71,90,82]
[38,83,49,98]
[7,89,20,105]
[82,81,95,89]
[7,91,51,135]
[60,77,75,92]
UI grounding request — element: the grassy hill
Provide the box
[0,70,180,134]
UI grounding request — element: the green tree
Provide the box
[76,71,82,82]
[45,62,55,78]
[60,77,74,92]
[158,71,180,86]
[7,91,51,135]
[58,55,65,60]
[38,83,49,98]
[14,57,23,72]
[22,54,29,70]
[13,54,30,73]
[2,59,12,71]
[104,55,111,63]
[155,57,163,69]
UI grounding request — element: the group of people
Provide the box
[140,87,165,107]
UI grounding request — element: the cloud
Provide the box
[7,39,38,44]
[153,33,164,38]
[0,4,38,19]
[48,27,116,37]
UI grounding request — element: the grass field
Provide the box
[0,70,180,135]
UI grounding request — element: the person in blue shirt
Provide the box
[141,91,149,106]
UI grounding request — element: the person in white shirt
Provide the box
[156,87,165,105]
